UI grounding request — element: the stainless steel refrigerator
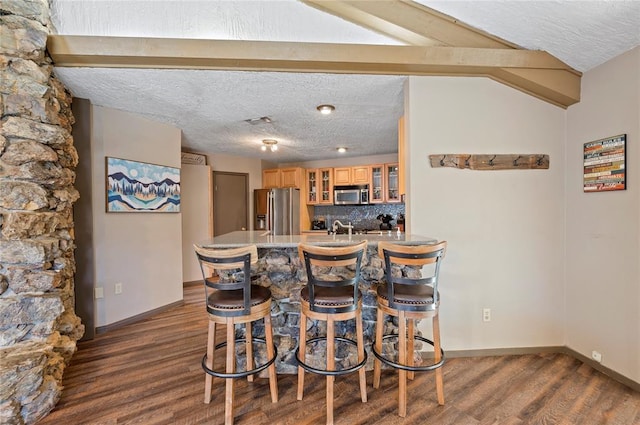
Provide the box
[254,188,300,235]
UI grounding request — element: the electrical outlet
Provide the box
[591,350,602,363]
[115,283,123,295]
[95,287,104,299]
[483,308,491,322]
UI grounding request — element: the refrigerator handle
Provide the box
[289,190,294,234]
[267,191,273,235]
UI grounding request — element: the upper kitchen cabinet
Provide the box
[385,163,401,203]
[262,167,304,189]
[281,167,303,188]
[352,165,370,185]
[306,169,318,204]
[333,167,351,185]
[306,168,333,205]
[334,166,370,185]
[319,168,333,204]
[263,168,281,188]
[370,164,385,204]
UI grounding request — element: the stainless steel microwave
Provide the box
[334,185,369,205]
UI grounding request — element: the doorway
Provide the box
[213,171,249,236]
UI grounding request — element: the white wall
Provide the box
[566,47,640,382]
[405,76,566,350]
[91,106,183,326]
[181,164,212,282]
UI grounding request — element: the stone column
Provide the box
[0,1,83,423]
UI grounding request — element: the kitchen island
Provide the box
[195,231,439,374]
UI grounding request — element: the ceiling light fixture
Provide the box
[262,139,278,152]
[317,104,335,115]
[337,147,347,153]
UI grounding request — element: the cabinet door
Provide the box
[352,166,370,185]
[262,169,281,188]
[306,169,318,204]
[281,168,301,188]
[319,168,333,204]
[333,167,351,185]
[385,163,400,203]
[370,164,385,203]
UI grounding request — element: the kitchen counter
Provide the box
[197,230,437,249]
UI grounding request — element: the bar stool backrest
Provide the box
[194,244,259,316]
[377,241,447,311]
[298,241,367,314]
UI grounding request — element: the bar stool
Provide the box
[372,241,447,417]
[194,244,278,425]
[296,241,368,425]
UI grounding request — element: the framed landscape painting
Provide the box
[106,157,180,212]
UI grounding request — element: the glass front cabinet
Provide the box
[319,168,333,204]
[385,163,401,203]
[370,164,385,203]
[307,168,333,204]
[306,169,318,204]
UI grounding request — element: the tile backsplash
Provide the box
[313,203,405,230]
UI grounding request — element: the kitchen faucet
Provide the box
[332,219,353,236]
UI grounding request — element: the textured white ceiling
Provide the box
[49,0,640,163]
[419,1,640,72]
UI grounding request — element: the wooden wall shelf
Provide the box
[429,154,549,170]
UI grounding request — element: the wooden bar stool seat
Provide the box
[194,244,278,425]
[296,241,368,425]
[372,241,447,418]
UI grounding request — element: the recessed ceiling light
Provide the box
[317,104,335,115]
[337,147,347,153]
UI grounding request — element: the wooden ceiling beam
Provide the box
[302,0,581,107]
[47,35,579,107]
[47,36,574,70]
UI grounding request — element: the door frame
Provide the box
[213,171,249,235]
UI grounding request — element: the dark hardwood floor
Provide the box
[38,285,640,425]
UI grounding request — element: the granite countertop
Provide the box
[197,231,438,248]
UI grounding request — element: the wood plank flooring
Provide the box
[38,285,640,425]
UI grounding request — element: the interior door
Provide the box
[213,172,248,236]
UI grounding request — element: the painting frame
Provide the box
[106,157,181,212]
[583,134,626,193]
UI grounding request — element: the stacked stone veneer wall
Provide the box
[224,245,423,375]
[0,1,83,424]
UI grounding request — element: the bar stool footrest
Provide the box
[372,334,444,372]
[295,336,367,376]
[202,337,278,379]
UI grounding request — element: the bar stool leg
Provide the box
[225,321,236,425]
[297,313,307,400]
[264,314,279,403]
[398,311,407,418]
[355,309,367,402]
[372,307,384,389]
[204,320,216,403]
[433,312,445,405]
[245,321,254,382]
[326,316,335,425]
[407,319,415,381]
